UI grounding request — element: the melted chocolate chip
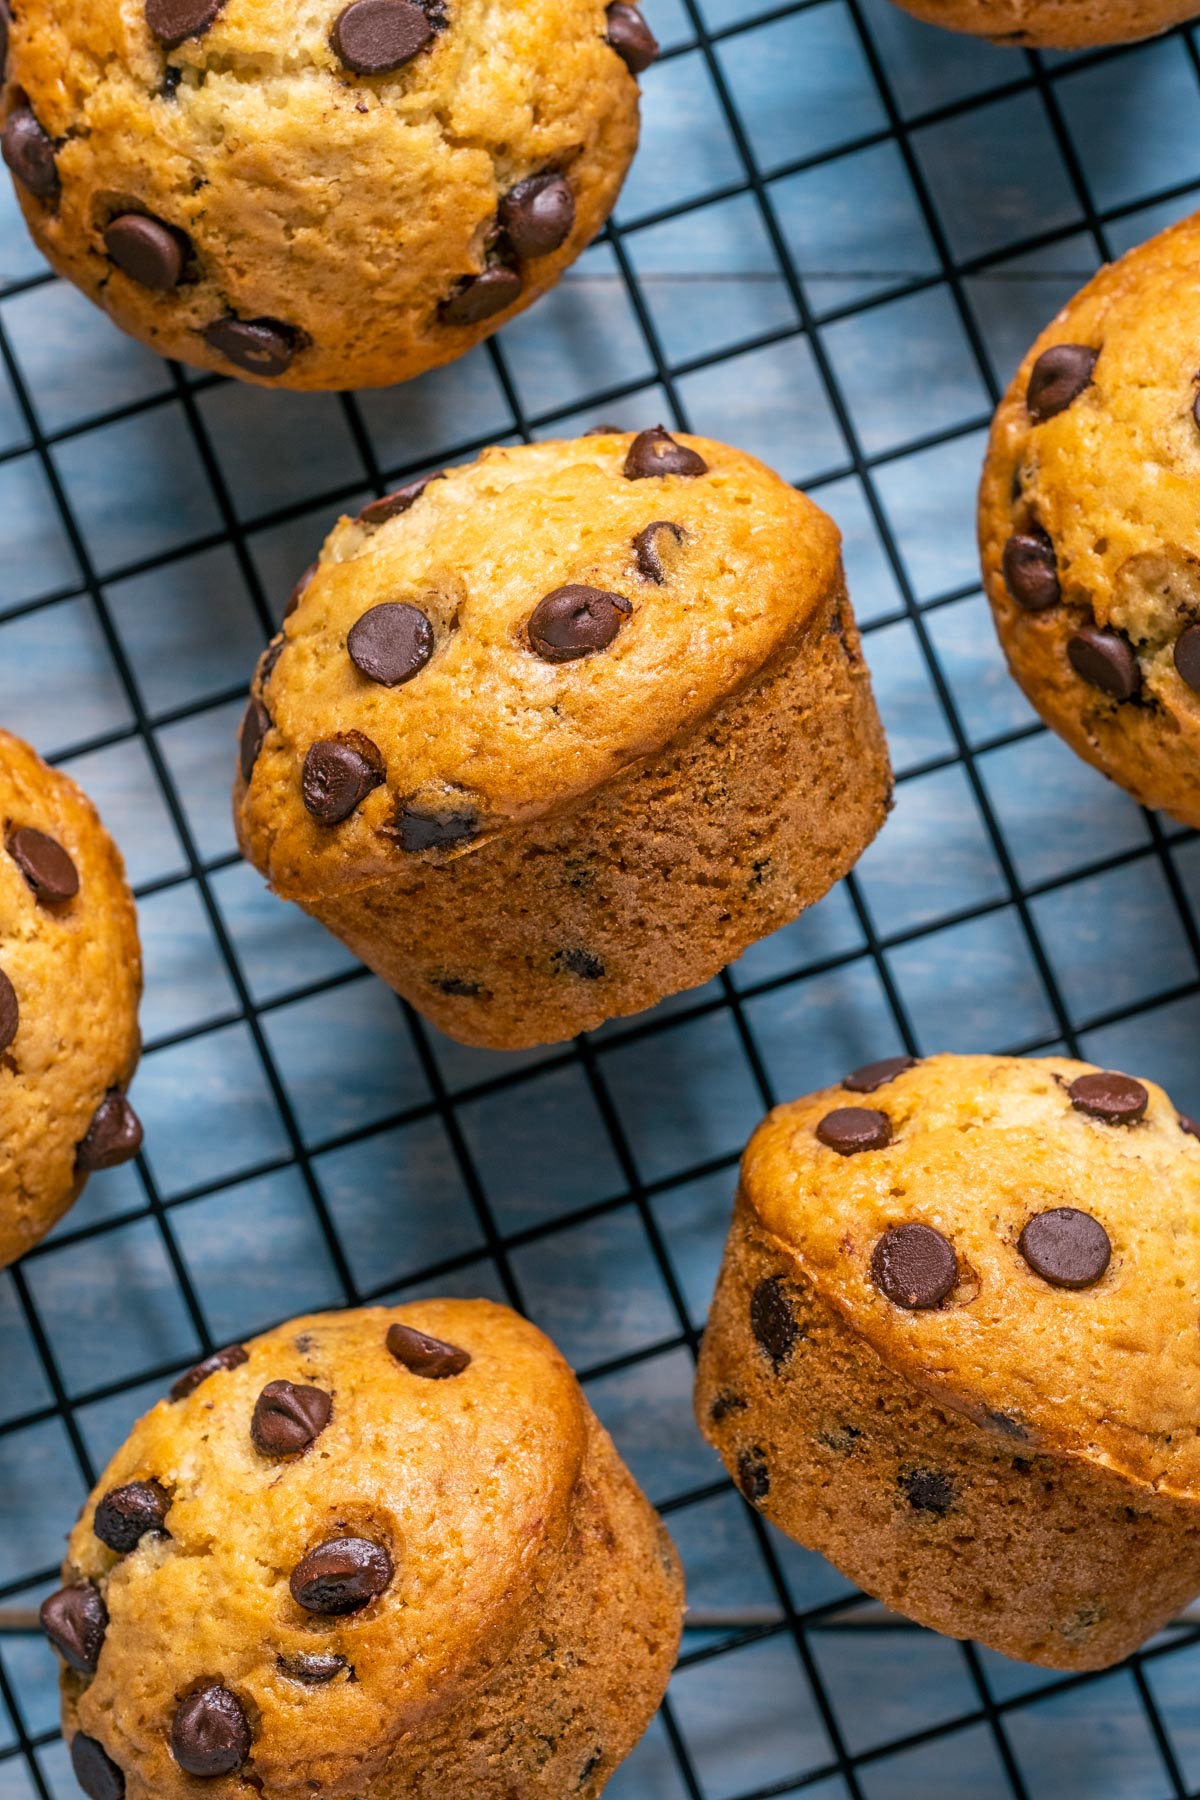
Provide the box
[623,426,706,480]
[1069,1070,1148,1125]
[358,472,443,526]
[605,1,659,73]
[901,1468,954,1515]
[816,1106,891,1156]
[843,1055,918,1094]
[169,1343,248,1401]
[870,1223,957,1310]
[251,1379,332,1456]
[395,805,476,851]
[257,638,284,688]
[1002,529,1060,612]
[40,1582,108,1674]
[737,1447,769,1502]
[104,214,189,290]
[347,602,434,686]
[331,0,432,72]
[290,1536,393,1614]
[387,1321,471,1378]
[552,947,604,979]
[285,561,317,618]
[302,737,384,825]
[1,107,59,201]
[528,584,632,663]
[499,172,575,259]
[750,1276,797,1368]
[171,1684,251,1778]
[203,316,298,378]
[76,1094,143,1173]
[94,1479,170,1553]
[145,0,223,44]
[1175,624,1200,694]
[8,826,78,902]
[633,519,684,583]
[0,969,18,1054]
[440,262,523,326]
[71,1733,125,1800]
[1181,1113,1200,1140]
[1026,344,1097,422]
[277,1651,350,1684]
[1018,1207,1111,1290]
[239,697,269,783]
[1067,625,1141,701]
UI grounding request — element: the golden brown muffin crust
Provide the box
[888,0,1198,48]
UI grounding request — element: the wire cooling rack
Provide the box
[3,0,1200,1794]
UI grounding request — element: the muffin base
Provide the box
[888,0,1198,48]
[696,1197,1200,1671]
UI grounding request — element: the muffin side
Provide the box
[887,0,1198,49]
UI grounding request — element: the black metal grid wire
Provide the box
[3,2,1200,1794]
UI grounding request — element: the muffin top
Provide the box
[0,730,142,1269]
[236,430,844,902]
[743,1052,1200,1496]
[52,1301,590,1800]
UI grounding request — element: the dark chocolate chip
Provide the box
[1069,1070,1148,1125]
[94,1479,170,1553]
[161,64,183,98]
[257,638,284,688]
[430,974,481,997]
[844,1055,918,1095]
[816,1106,891,1156]
[171,1684,251,1779]
[528,584,632,663]
[145,0,222,44]
[0,4,9,70]
[104,213,188,290]
[552,947,605,979]
[40,1582,108,1675]
[1175,624,1200,694]
[8,826,79,903]
[347,601,434,686]
[277,1651,350,1684]
[1181,1113,1200,1140]
[605,1,659,73]
[579,1749,604,1788]
[76,1093,142,1173]
[708,1389,746,1424]
[357,472,443,526]
[71,1734,125,1800]
[239,697,269,783]
[737,1447,769,1502]
[331,0,432,73]
[1,107,59,202]
[290,1536,393,1614]
[1026,344,1097,422]
[251,1379,332,1456]
[901,1468,954,1515]
[0,969,17,1054]
[623,426,706,480]
[633,519,684,584]
[1018,1207,1111,1290]
[387,1320,471,1378]
[499,172,576,259]
[870,1223,957,1310]
[395,805,477,851]
[1067,625,1141,701]
[1002,529,1060,612]
[285,561,317,618]
[170,1343,248,1401]
[750,1276,797,1368]
[440,262,523,326]
[302,737,384,825]
[203,316,298,378]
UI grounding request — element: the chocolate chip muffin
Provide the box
[696,1051,1200,1671]
[43,1300,684,1799]
[233,430,892,1048]
[0,730,142,1270]
[887,0,1197,46]
[0,0,653,390]
[979,214,1200,827]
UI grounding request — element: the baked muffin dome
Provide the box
[887,0,1198,47]
[44,1300,684,1799]
[697,1052,1200,1670]
[0,730,142,1269]
[233,429,892,1049]
[980,213,1200,827]
[0,0,651,389]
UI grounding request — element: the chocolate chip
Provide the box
[750,1276,797,1368]
[633,520,684,584]
[552,947,604,979]
[1068,625,1141,701]
[76,1093,142,1172]
[387,1320,471,1378]
[8,826,79,902]
[94,1479,170,1553]
[844,1055,918,1094]
[708,1389,746,1424]
[40,1582,108,1674]
[1018,1207,1111,1289]
[161,64,183,97]
[277,1651,349,1684]
[1,107,59,202]
[290,1536,393,1614]
[347,602,434,686]
[605,1,658,73]
[145,0,222,43]
[257,638,284,688]
[302,737,384,825]
[104,214,188,290]
[251,1379,332,1456]
[901,1468,954,1515]
[0,4,9,69]
[499,172,575,258]
[1181,1113,1200,1140]
[170,1343,248,1401]
[870,1223,957,1310]
[528,584,632,663]
[203,316,298,378]
[1002,529,1060,612]
[737,1448,769,1502]
[1175,625,1200,693]
[623,426,706,480]
[579,1749,604,1788]
[171,1684,251,1778]
[440,262,523,326]
[331,0,432,72]
[0,969,17,1055]
[1069,1070,1148,1125]
[358,472,443,526]
[71,1734,124,1800]
[239,697,269,783]
[395,805,476,851]
[816,1106,891,1156]
[1026,344,1097,422]
[285,561,317,618]
[430,974,481,997]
